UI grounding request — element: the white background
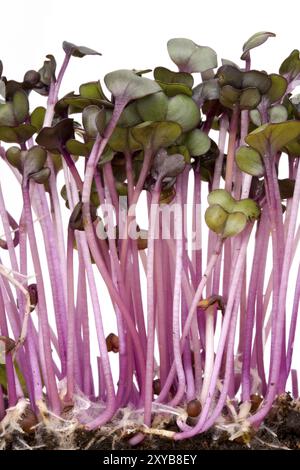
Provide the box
[1,0,300,97]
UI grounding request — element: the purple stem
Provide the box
[22,182,60,414]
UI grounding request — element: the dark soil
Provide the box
[2,394,300,450]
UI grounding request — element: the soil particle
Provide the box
[1,395,300,450]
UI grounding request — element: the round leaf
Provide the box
[222,212,248,238]
[167,38,217,73]
[236,145,264,176]
[154,67,194,88]
[30,106,46,131]
[0,124,36,144]
[136,92,168,122]
[104,69,161,102]
[232,199,260,220]
[266,74,287,103]
[217,65,243,89]
[118,102,141,128]
[0,103,15,126]
[205,204,228,234]
[249,109,262,127]
[131,121,182,152]
[239,87,261,110]
[207,189,235,212]
[242,71,271,94]
[185,129,211,156]
[166,94,200,132]
[219,85,241,109]
[13,90,29,124]
[268,104,288,123]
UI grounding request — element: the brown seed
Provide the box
[106,333,119,353]
[187,399,202,417]
[28,284,38,312]
[153,379,161,395]
[250,394,263,413]
[19,407,38,434]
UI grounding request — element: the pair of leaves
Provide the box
[205,189,260,238]
[167,38,217,73]
[6,145,50,183]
